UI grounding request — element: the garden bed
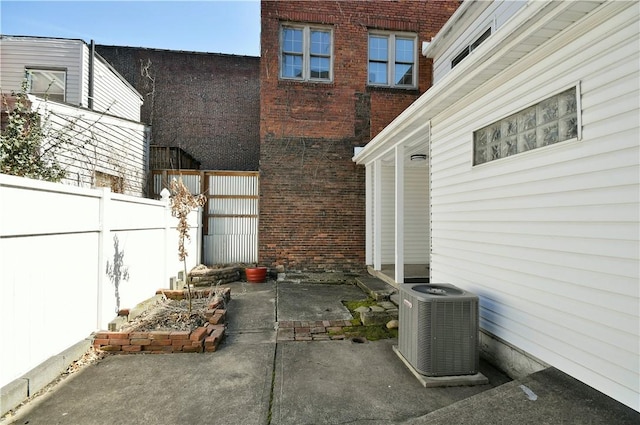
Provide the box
[93,287,230,354]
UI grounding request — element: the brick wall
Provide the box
[260,0,459,271]
[96,46,260,171]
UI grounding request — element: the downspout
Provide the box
[88,39,95,110]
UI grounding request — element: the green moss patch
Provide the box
[338,298,398,341]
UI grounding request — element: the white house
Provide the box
[354,0,639,412]
[0,35,149,196]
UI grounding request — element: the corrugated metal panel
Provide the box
[204,172,259,265]
[429,5,639,410]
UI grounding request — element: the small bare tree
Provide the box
[169,177,206,312]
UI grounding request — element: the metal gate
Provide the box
[151,170,259,265]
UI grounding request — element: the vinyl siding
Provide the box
[381,165,395,263]
[31,99,148,196]
[404,165,429,264]
[0,37,84,106]
[429,3,639,411]
[432,0,525,84]
[92,56,142,121]
[0,36,141,121]
[380,164,430,265]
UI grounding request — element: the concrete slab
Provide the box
[270,339,506,425]
[224,281,276,333]
[402,367,640,425]
[6,344,276,425]
[5,274,637,425]
[277,282,367,322]
[392,345,488,387]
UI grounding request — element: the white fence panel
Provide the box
[0,173,201,389]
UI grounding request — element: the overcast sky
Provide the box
[1,0,261,56]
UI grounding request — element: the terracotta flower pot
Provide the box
[246,266,267,283]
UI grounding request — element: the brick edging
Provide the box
[93,319,225,353]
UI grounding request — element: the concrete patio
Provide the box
[3,277,638,425]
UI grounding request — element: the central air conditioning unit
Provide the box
[398,283,479,377]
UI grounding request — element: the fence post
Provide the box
[161,188,172,290]
[97,187,111,329]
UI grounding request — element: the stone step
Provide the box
[355,276,397,301]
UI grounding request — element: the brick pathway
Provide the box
[276,320,355,341]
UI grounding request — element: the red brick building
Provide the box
[96,46,260,171]
[259,0,459,271]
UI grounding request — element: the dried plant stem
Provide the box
[169,177,206,313]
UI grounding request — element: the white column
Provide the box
[395,145,404,284]
[365,164,373,266]
[373,160,382,270]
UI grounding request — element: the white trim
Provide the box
[279,23,334,83]
[368,30,419,89]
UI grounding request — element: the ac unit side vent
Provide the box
[399,284,479,377]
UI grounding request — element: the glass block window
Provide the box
[474,87,579,165]
[368,32,417,88]
[281,24,332,82]
[26,68,66,102]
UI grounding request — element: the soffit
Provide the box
[353,0,607,166]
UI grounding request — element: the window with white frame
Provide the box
[26,68,66,102]
[368,32,417,88]
[473,87,579,165]
[280,24,333,82]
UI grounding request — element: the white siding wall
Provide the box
[0,36,142,121]
[380,164,430,265]
[31,98,148,196]
[429,5,639,410]
[0,37,84,106]
[404,165,430,264]
[432,1,525,84]
[381,165,395,263]
[92,56,142,121]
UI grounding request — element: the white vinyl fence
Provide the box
[0,173,201,389]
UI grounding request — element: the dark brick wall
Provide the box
[96,46,260,171]
[260,0,459,272]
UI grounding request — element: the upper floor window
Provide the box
[473,87,579,165]
[368,32,417,89]
[280,24,333,82]
[452,28,491,68]
[26,68,66,102]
